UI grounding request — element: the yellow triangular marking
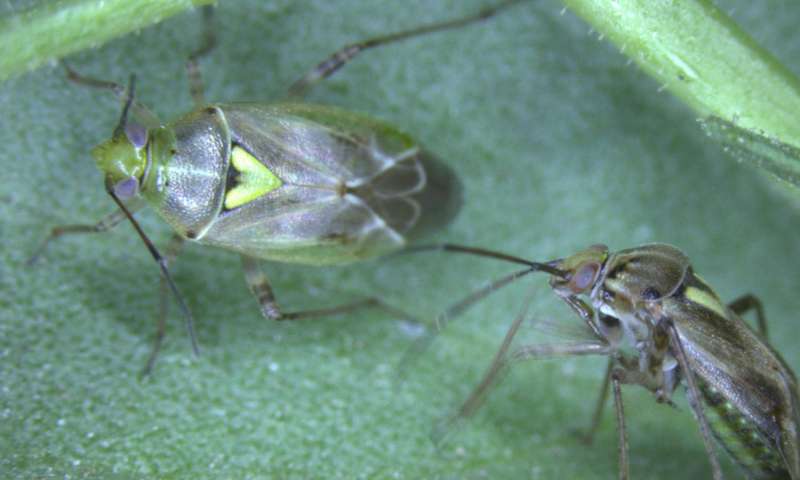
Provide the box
[224,146,283,209]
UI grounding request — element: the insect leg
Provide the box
[397,267,537,380]
[727,294,768,340]
[511,342,613,362]
[579,358,613,445]
[186,5,217,107]
[287,0,527,97]
[395,242,566,377]
[27,206,138,265]
[431,290,533,442]
[561,295,605,339]
[240,255,419,324]
[664,320,724,480]
[610,371,630,480]
[434,287,610,442]
[608,356,680,480]
[447,290,533,425]
[557,296,622,445]
[241,254,280,319]
[437,340,612,442]
[141,234,186,377]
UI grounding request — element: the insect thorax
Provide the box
[146,108,230,239]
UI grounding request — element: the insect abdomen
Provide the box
[700,381,790,479]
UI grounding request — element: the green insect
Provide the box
[29,1,525,375]
[407,243,799,480]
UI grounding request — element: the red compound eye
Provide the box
[571,262,599,293]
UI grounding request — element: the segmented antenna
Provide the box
[106,179,200,358]
[112,74,136,139]
[102,74,200,358]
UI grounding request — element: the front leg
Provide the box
[142,233,186,377]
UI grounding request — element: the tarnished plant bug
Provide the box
[28,1,526,375]
[405,243,800,480]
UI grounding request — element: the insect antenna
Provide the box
[396,243,566,379]
[112,73,136,139]
[106,180,200,358]
[103,75,200,358]
[432,288,536,445]
[401,243,566,276]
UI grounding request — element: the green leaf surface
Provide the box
[2,1,800,478]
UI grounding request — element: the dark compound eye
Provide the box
[113,176,140,199]
[125,122,148,149]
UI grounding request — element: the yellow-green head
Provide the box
[91,122,149,198]
[550,244,609,295]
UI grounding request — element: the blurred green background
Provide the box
[2,1,800,478]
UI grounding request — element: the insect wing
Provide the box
[198,103,460,264]
[664,277,800,478]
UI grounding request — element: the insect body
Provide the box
[98,101,460,265]
[33,80,461,375]
[418,243,800,479]
[30,1,529,374]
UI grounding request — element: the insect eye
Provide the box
[571,262,599,292]
[113,176,140,200]
[125,122,148,149]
